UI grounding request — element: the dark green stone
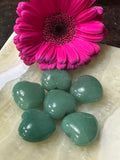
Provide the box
[44,90,77,119]
[12,81,45,110]
[41,69,72,91]
[70,75,103,103]
[61,112,98,146]
[18,109,56,142]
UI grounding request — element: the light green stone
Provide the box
[12,81,45,110]
[61,112,98,146]
[44,89,77,119]
[70,75,103,103]
[41,69,72,91]
[19,109,56,142]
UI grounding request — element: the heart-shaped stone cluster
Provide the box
[12,69,103,146]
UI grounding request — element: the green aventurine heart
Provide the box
[41,69,72,91]
[12,81,45,110]
[61,112,98,146]
[19,109,56,142]
[70,75,103,103]
[44,90,77,119]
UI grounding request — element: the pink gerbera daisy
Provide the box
[14,0,107,70]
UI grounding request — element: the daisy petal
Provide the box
[94,6,104,21]
[67,62,78,70]
[89,43,100,57]
[66,0,93,17]
[71,38,100,65]
[72,38,95,56]
[30,0,58,16]
[19,53,36,65]
[57,46,67,64]
[14,35,20,45]
[16,17,24,24]
[44,46,56,63]
[76,21,105,34]
[39,63,56,70]
[76,30,106,42]
[21,10,41,25]
[74,6,104,24]
[57,63,66,70]
[16,43,25,52]
[16,2,24,16]
[21,44,41,57]
[20,2,40,15]
[14,23,42,34]
[63,44,80,65]
[35,43,50,63]
[19,32,43,44]
[70,41,90,65]
[56,0,70,13]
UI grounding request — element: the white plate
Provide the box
[0,33,120,160]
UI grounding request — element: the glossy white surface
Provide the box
[0,33,120,160]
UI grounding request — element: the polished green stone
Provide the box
[41,69,72,91]
[44,90,77,119]
[70,75,103,103]
[61,112,98,146]
[12,81,45,110]
[18,109,56,142]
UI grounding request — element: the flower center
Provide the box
[51,22,67,37]
[43,12,75,45]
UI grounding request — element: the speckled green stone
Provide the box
[12,81,45,110]
[41,69,72,91]
[18,109,56,142]
[44,90,77,119]
[61,112,98,146]
[70,75,103,103]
